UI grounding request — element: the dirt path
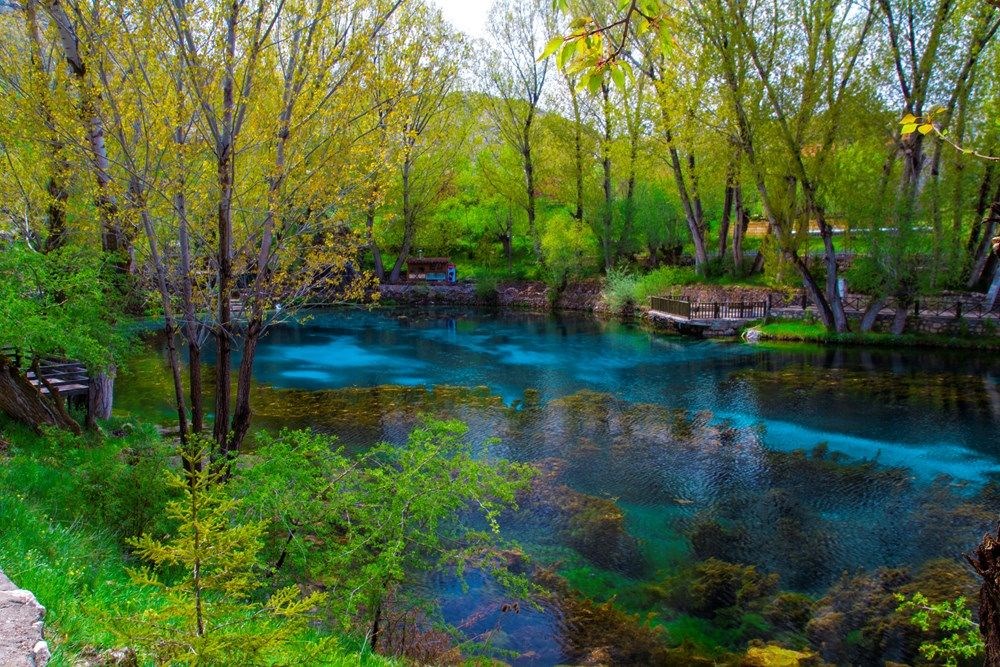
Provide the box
[0,570,49,666]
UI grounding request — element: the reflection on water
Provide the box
[118,308,1000,664]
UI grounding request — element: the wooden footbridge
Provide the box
[0,348,91,399]
[648,296,771,337]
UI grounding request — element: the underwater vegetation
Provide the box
[117,342,996,664]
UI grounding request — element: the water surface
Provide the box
[120,308,1000,663]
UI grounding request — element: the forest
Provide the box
[0,0,999,664]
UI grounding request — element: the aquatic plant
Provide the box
[806,559,978,665]
[658,558,779,618]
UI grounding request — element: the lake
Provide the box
[119,307,1000,664]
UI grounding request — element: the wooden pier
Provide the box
[648,296,771,337]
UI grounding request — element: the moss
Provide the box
[534,569,721,665]
[805,559,978,666]
[741,643,821,666]
[763,593,815,634]
[658,558,779,618]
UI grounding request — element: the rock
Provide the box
[74,647,139,667]
[0,571,49,667]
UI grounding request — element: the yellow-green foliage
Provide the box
[743,643,818,666]
[541,210,599,286]
[120,447,328,665]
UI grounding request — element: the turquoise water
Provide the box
[123,308,1000,663]
[231,309,1000,481]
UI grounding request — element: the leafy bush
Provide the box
[231,420,536,647]
[122,446,330,665]
[631,266,701,305]
[474,271,500,303]
[603,267,638,312]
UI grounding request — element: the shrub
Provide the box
[474,271,500,304]
[603,267,638,312]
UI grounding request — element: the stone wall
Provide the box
[0,570,49,666]
[377,280,998,339]
[378,280,607,313]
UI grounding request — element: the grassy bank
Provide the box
[748,319,1000,350]
[0,420,390,666]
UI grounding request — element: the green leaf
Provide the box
[539,36,563,61]
[901,123,918,135]
[610,63,626,92]
[588,71,604,94]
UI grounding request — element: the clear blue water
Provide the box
[226,309,1000,482]
[123,307,1000,663]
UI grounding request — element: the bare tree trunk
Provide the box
[523,112,542,264]
[890,305,909,335]
[719,181,734,260]
[600,83,614,271]
[859,297,888,333]
[366,202,386,281]
[968,160,995,258]
[87,366,114,424]
[968,181,1000,289]
[389,152,416,284]
[212,1,239,452]
[25,1,69,253]
[966,527,1000,666]
[228,318,261,456]
[135,190,189,445]
[569,79,584,221]
[986,261,1000,313]
[733,185,747,269]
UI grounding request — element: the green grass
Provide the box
[0,427,164,664]
[0,420,395,666]
[749,319,1000,350]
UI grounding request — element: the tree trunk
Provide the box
[228,318,261,457]
[859,297,888,333]
[388,152,416,284]
[986,261,1000,313]
[523,112,542,264]
[719,185,733,260]
[569,80,584,222]
[966,526,1000,666]
[601,83,614,271]
[0,357,81,433]
[25,1,69,253]
[662,124,708,270]
[87,367,114,424]
[968,181,1000,289]
[733,185,747,270]
[890,305,909,335]
[968,160,995,258]
[213,0,238,451]
[366,202,386,281]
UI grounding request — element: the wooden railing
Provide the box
[650,297,770,320]
[0,348,91,397]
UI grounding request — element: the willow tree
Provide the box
[482,0,556,264]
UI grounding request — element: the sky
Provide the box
[429,0,491,40]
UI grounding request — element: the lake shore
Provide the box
[375,280,1000,350]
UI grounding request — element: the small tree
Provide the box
[232,420,535,653]
[121,447,326,665]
